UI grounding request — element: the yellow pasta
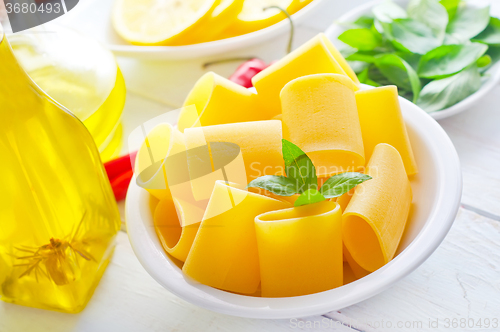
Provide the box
[183,181,290,294]
[154,197,201,262]
[355,86,418,175]
[179,72,271,131]
[255,201,343,297]
[343,143,412,272]
[281,73,365,177]
[343,244,370,280]
[252,33,359,118]
[184,120,284,200]
[343,262,356,285]
[336,188,355,212]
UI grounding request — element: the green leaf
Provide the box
[338,28,382,51]
[373,1,407,23]
[282,139,317,193]
[373,1,408,34]
[348,60,370,73]
[354,15,375,28]
[408,0,449,42]
[440,0,459,21]
[247,175,298,197]
[417,65,481,113]
[418,43,488,79]
[294,189,326,207]
[346,51,379,63]
[389,18,441,54]
[446,5,490,43]
[486,45,500,63]
[473,17,500,45]
[375,54,422,102]
[397,52,422,69]
[358,67,381,87]
[477,55,492,68]
[319,172,372,199]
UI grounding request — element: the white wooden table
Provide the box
[2,1,500,331]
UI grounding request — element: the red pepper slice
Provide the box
[228,58,269,88]
[104,151,137,201]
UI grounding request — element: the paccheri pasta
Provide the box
[343,144,412,272]
[136,33,416,298]
[252,33,360,118]
[281,73,365,177]
[255,201,343,297]
[355,86,418,175]
[178,72,270,131]
[182,181,290,294]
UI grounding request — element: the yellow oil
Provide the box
[9,26,127,162]
[0,32,121,313]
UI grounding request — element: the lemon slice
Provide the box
[112,0,220,46]
[220,0,308,38]
[197,0,244,42]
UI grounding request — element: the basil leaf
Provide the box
[417,65,481,112]
[440,0,459,21]
[338,28,382,51]
[354,15,375,28]
[397,52,421,69]
[282,139,317,193]
[373,1,407,23]
[373,1,407,34]
[358,67,382,87]
[346,51,379,63]
[389,18,441,54]
[348,60,370,73]
[247,175,298,197]
[294,189,326,207]
[418,43,488,79]
[486,45,500,63]
[408,0,449,42]
[319,172,372,199]
[473,17,500,45]
[375,54,422,102]
[446,5,490,43]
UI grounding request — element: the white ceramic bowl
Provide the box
[55,0,325,60]
[324,0,500,120]
[125,86,462,319]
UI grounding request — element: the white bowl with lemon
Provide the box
[58,0,325,60]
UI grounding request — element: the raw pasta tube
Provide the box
[281,73,365,177]
[179,72,270,131]
[154,197,201,262]
[184,120,284,200]
[255,201,343,297]
[183,181,290,294]
[252,33,359,117]
[135,122,208,227]
[135,123,188,201]
[355,86,418,175]
[343,143,412,272]
[343,244,370,280]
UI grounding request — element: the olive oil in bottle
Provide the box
[0,28,121,313]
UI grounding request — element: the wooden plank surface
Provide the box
[0,231,355,332]
[324,208,500,331]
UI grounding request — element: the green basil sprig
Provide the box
[247,140,371,207]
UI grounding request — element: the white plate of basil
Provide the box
[325,0,500,120]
